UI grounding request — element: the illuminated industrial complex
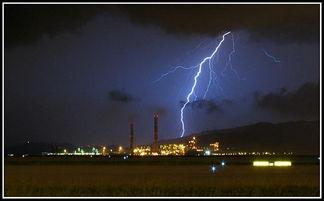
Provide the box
[42,114,294,158]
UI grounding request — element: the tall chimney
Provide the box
[129,122,134,153]
[153,113,158,153]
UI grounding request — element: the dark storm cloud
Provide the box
[108,89,136,103]
[255,82,319,119]
[4,4,118,48]
[5,4,319,48]
[121,4,319,44]
[180,99,222,114]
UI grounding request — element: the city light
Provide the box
[204,150,211,156]
[133,146,151,156]
[40,141,295,158]
[160,144,186,156]
[102,146,107,156]
[209,142,220,152]
[188,136,198,150]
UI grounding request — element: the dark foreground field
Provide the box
[4,156,320,197]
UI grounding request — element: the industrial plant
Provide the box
[128,113,219,156]
[39,113,293,157]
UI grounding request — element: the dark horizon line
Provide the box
[4,118,320,148]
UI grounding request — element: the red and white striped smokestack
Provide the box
[153,113,158,153]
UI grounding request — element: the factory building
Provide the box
[133,146,151,156]
[159,144,186,156]
[210,142,220,152]
[187,136,198,150]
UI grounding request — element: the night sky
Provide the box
[4,4,320,147]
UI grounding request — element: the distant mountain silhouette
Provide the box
[158,120,319,155]
[5,120,319,155]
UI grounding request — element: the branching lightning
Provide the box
[154,31,246,138]
[262,49,281,63]
[186,39,207,55]
[193,91,198,101]
[202,58,214,99]
[154,65,199,82]
[179,31,231,137]
[222,33,246,81]
[154,33,281,138]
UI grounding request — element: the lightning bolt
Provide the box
[153,65,199,83]
[222,33,246,81]
[211,70,227,99]
[186,39,207,55]
[262,49,281,63]
[154,33,281,138]
[179,31,231,137]
[193,91,198,101]
[202,58,214,99]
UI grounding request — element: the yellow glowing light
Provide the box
[253,160,291,167]
[64,149,67,153]
[274,161,291,166]
[253,161,270,166]
[159,144,186,156]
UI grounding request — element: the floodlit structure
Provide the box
[102,146,108,156]
[118,146,124,154]
[74,147,100,155]
[160,144,186,156]
[188,136,197,150]
[133,146,151,156]
[209,142,220,152]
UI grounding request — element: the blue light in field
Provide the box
[123,155,129,160]
[221,161,225,166]
[210,165,218,173]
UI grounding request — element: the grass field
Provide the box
[4,156,320,197]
